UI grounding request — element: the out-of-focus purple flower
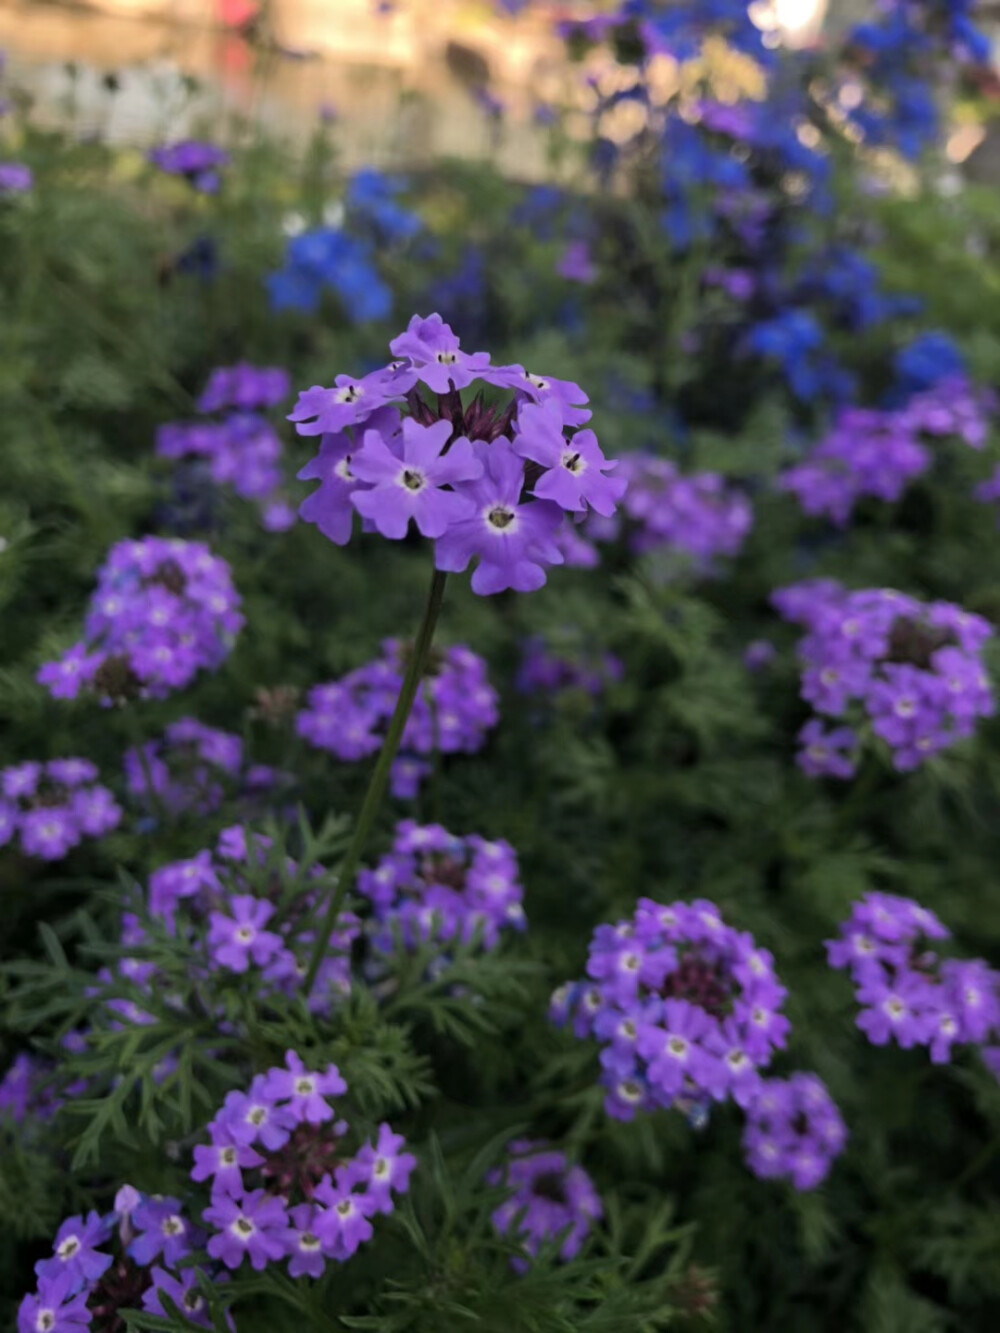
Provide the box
[297,639,498,799]
[358,818,526,954]
[0,162,32,194]
[0,758,121,860]
[742,1074,847,1190]
[149,139,230,192]
[775,581,994,774]
[489,1140,602,1269]
[557,240,596,283]
[37,537,243,704]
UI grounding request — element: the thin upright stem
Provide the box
[303,568,448,994]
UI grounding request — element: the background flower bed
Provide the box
[3,5,1000,1329]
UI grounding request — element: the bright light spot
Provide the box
[947,123,986,163]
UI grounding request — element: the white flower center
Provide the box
[295,1076,316,1096]
[667,1037,689,1058]
[401,468,426,492]
[435,351,458,364]
[336,1200,354,1217]
[335,384,362,403]
[487,504,517,531]
[248,1105,268,1126]
[619,1080,643,1102]
[334,456,354,481]
[561,448,586,475]
[162,1216,185,1237]
[374,1157,390,1178]
[37,1314,56,1333]
[56,1236,80,1260]
[301,1231,321,1251]
[233,1215,256,1238]
[221,1146,238,1166]
[895,699,916,718]
[236,926,255,943]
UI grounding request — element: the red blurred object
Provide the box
[218,0,260,29]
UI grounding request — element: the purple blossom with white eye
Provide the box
[434,439,565,594]
[192,1135,265,1197]
[513,401,625,516]
[128,1195,195,1267]
[775,581,995,774]
[742,1074,847,1190]
[37,537,243,704]
[294,314,619,593]
[552,898,789,1122]
[347,1123,417,1214]
[142,828,359,1013]
[312,1177,377,1260]
[828,893,1000,1061]
[204,1189,290,1270]
[351,418,482,538]
[194,1061,415,1276]
[489,1140,602,1269]
[18,1271,92,1333]
[297,639,498,799]
[261,1051,347,1124]
[36,1211,113,1286]
[358,819,526,954]
[208,896,284,973]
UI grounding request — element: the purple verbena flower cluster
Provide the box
[297,639,498,798]
[590,454,752,568]
[148,139,231,193]
[742,1074,848,1190]
[489,1140,602,1269]
[974,463,1000,519]
[358,819,526,953]
[774,580,994,776]
[0,1053,62,1124]
[125,717,291,818]
[158,364,296,531]
[145,826,360,1013]
[195,1054,415,1276]
[0,758,121,860]
[551,898,789,1122]
[780,377,994,525]
[38,537,243,704]
[294,313,625,594]
[19,1191,222,1333]
[828,892,1000,1061]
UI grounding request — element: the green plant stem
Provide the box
[303,568,448,993]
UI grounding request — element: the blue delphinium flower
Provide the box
[347,168,422,243]
[268,228,392,321]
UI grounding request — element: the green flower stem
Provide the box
[303,567,448,994]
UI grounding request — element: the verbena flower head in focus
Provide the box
[148,139,231,193]
[551,899,789,1123]
[18,1191,226,1331]
[293,313,626,594]
[828,892,1000,1063]
[297,639,498,798]
[195,1056,415,1276]
[0,757,121,860]
[37,537,243,704]
[489,1140,602,1270]
[358,819,526,955]
[742,1074,847,1190]
[774,581,995,775]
